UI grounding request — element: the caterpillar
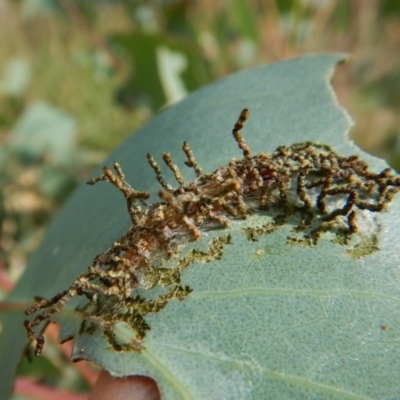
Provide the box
[24,108,400,356]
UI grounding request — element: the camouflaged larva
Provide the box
[24,109,400,356]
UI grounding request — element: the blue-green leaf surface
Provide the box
[11,100,77,163]
[2,54,400,400]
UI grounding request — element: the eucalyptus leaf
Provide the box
[11,101,77,163]
[110,32,209,109]
[0,58,31,98]
[2,54,400,400]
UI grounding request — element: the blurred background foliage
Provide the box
[1,0,400,397]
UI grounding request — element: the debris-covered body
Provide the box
[24,109,400,355]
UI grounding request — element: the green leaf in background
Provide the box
[2,54,400,399]
[20,0,60,19]
[0,58,31,98]
[110,32,210,109]
[11,100,77,163]
[231,0,258,41]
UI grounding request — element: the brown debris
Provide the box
[24,109,400,355]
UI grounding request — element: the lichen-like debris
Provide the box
[24,108,400,356]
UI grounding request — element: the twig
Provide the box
[0,257,14,292]
[14,377,87,400]
[47,324,99,386]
